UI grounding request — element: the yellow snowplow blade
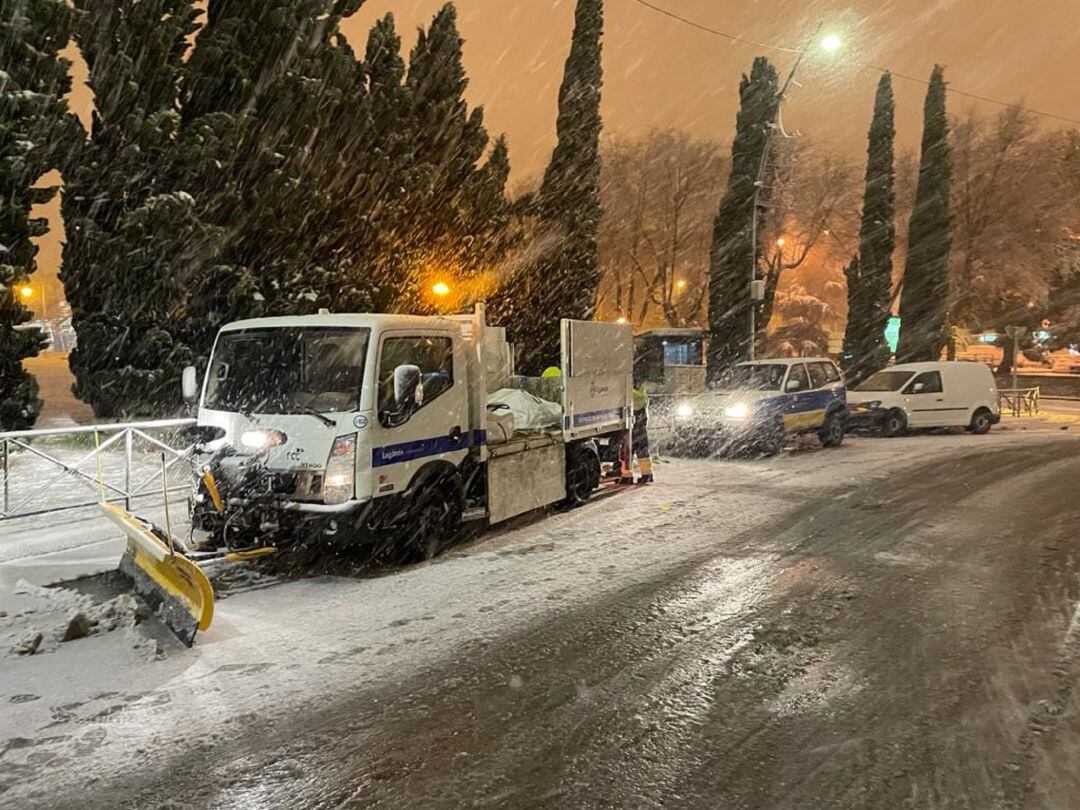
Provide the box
[100,502,214,646]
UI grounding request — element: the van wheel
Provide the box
[882,409,907,437]
[413,486,461,561]
[818,410,845,448]
[564,446,596,506]
[969,407,993,435]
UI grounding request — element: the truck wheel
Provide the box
[882,409,907,437]
[413,486,461,561]
[564,446,595,507]
[818,410,845,448]
[969,407,993,435]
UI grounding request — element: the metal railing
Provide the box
[998,387,1040,418]
[1,418,196,521]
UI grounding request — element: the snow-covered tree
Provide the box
[61,0,513,416]
[765,283,833,358]
[0,0,76,428]
[62,0,204,417]
[495,0,603,374]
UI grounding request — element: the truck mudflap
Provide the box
[561,319,635,441]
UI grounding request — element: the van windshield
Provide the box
[856,370,916,392]
[204,327,370,414]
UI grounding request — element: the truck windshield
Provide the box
[714,364,787,391]
[856,370,916,392]
[204,327,370,414]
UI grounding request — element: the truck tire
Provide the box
[564,445,596,507]
[818,410,845,448]
[969,407,993,435]
[412,485,462,561]
[882,409,907,437]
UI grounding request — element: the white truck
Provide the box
[180,305,634,558]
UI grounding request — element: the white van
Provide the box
[847,361,1000,436]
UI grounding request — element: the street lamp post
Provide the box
[747,27,835,361]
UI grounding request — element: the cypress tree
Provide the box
[62,0,204,417]
[323,11,410,314]
[498,0,603,374]
[393,3,493,311]
[707,57,779,379]
[897,64,952,363]
[843,72,896,383]
[0,0,76,429]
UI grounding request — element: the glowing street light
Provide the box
[616,316,627,324]
[820,33,842,54]
[775,237,786,248]
[675,279,687,291]
[19,285,33,299]
[431,281,451,297]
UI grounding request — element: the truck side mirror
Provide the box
[394,364,423,409]
[182,365,199,405]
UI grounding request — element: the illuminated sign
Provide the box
[884,316,901,353]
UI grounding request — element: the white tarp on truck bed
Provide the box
[487,388,562,432]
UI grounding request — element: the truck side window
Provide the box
[823,362,842,384]
[378,336,454,426]
[905,371,943,394]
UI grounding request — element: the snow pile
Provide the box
[3,578,155,659]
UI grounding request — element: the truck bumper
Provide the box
[279,497,372,514]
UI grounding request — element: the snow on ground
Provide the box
[0,427,1076,805]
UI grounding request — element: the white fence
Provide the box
[0,419,197,523]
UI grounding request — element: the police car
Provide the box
[672,358,847,456]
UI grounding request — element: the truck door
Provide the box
[903,370,947,427]
[371,332,469,498]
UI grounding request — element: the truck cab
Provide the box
[184,307,633,558]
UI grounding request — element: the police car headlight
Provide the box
[723,403,750,420]
[676,403,694,419]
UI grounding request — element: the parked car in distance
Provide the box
[847,361,1000,436]
[672,358,847,457]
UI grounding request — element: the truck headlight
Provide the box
[324,434,356,505]
[676,403,694,419]
[239,429,287,449]
[723,403,750,420]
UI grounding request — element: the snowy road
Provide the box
[3,429,1080,808]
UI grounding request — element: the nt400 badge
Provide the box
[353,414,369,430]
